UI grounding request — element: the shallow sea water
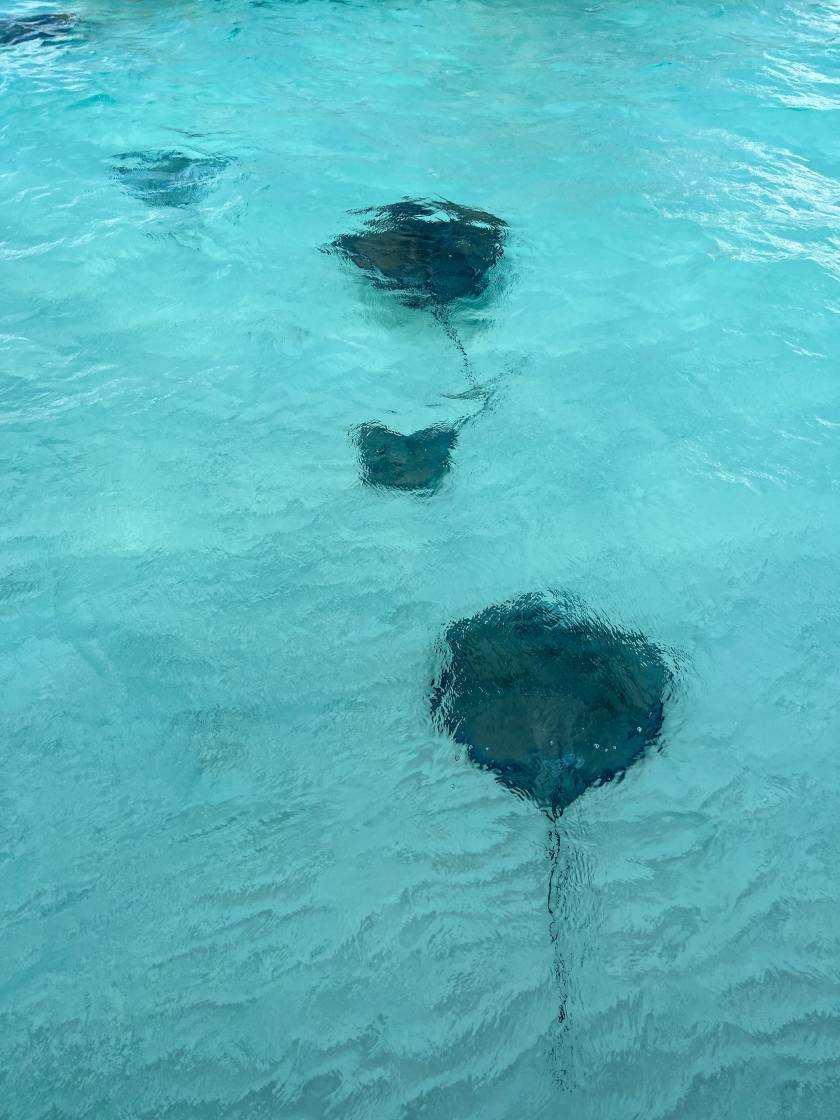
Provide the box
[2,1,840,1117]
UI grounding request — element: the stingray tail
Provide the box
[546,817,569,1001]
[432,303,477,388]
[546,814,573,1086]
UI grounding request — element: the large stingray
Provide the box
[0,12,78,45]
[113,151,229,209]
[430,592,674,1052]
[325,198,507,385]
[430,593,671,816]
[353,421,459,494]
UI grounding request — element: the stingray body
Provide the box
[326,199,507,385]
[354,422,458,493]
[431,594,671,816]
[328,199,507,309]
[0,12,78,45]
[113,151,229,209]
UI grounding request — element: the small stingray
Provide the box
[0,12,78,45]
[113,151,229,209]
[430,593,672,817]
[353,421,459,493]
[325,198,507,385]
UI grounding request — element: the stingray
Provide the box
[325,198,507,385]
[431,593,675,1047]
[353,421,459,494]
[431,593,671,817]
[0,12,79,45]
[113,151,229,209]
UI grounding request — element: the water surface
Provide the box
[2,1,839,1117]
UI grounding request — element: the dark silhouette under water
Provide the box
[0,12,78,45]
[430,593,674,1045]
[351,379,500,496]
[113,151,229,209]
[353,421,460,494]
[325,198,507,384]
[430,594,671,816]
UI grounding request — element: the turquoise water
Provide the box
[2,1,840,1116]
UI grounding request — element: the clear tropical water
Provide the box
[2,1,839,1116]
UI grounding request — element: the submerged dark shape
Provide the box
[354,421,458,492]
[113,151,229,209]
[0,12,78,45]
[326,198,507,309]
[431,594,671,816]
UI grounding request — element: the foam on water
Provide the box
[2,1,839,1117]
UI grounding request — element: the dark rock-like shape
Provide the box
[0,12,78,45]
[326,198,506,308]
[431,595,671,815]
[354,422,458,492]
[113,151,229,209]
